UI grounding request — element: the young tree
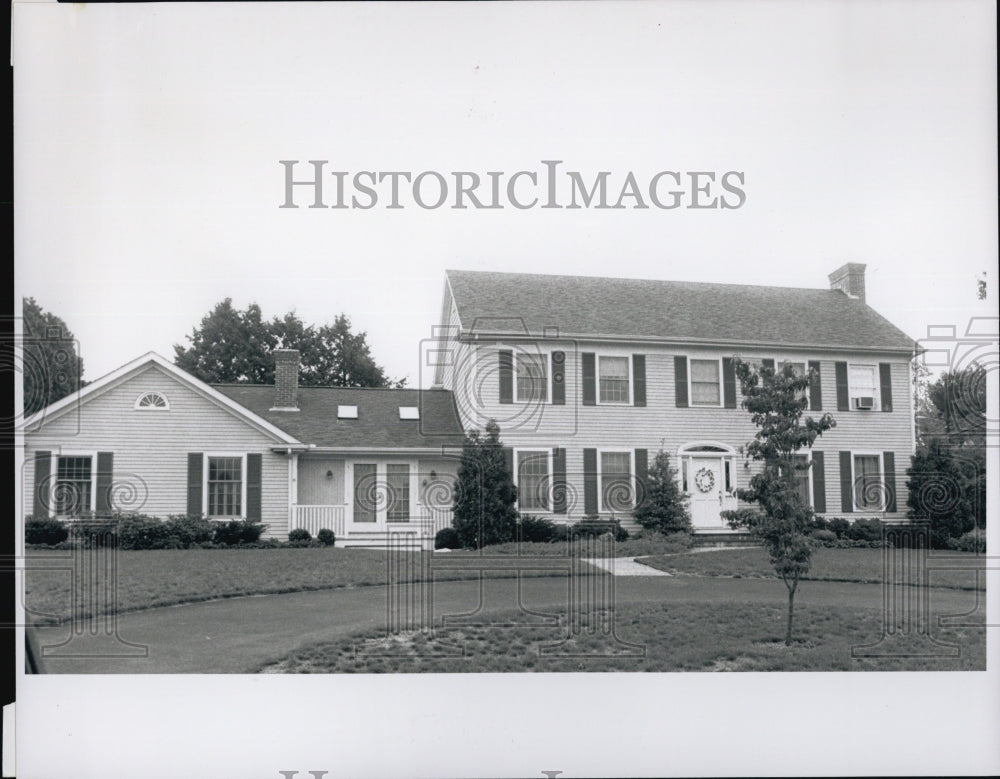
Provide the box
[451,419,518,549]
[721,358,836,645]
[174,301,405,387]
[633,450,692,535]
[22,297,86,416]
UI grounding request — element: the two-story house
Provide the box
[431,264,917,533]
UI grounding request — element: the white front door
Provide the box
[689,457,725,530]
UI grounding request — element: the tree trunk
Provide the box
[785,580,797,646]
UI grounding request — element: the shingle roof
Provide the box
[212,385,467,448]
[446,269,915,352]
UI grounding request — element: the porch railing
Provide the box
[292,505,346,538]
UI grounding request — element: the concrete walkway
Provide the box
[27,573,981,674]
[582,557,671,576]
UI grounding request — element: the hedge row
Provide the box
[436,516,630,550]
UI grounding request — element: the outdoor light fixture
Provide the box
[326,470,333,480]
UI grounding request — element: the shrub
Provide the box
[846,518,883,543]
[118,514,173,550]
[288,528,312,543]
[451,421,518,549]
[826,518,850,538]
[213,520,266,546]
[950,530,986,554]
[164,515,215,547]
[809,517,830,532]
[809,529,838,547]
[569,519,628,542]
[435,527,461,550]
[25,517,69,546]
[70,518,120,548]
[633,450,692,535]
[517,516,558,543]
[316,528,336,546]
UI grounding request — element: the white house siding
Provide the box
[22,364,291,537]
[297,457,346,505]
[444,340,915,525]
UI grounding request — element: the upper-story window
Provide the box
[778,360,810,409]
[598,357,630,404]
[134,391,169,410]
[516,354,548,402]
[849,364,879,410]
[690,359,722,406]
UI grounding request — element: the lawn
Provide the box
[256,601,987,673]
[22,546,570,624]
[640,546,988,591]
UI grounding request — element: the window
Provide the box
[398,406,419,420]
[134,391,169,410]
[55,455,93,516]
[791,454,811,507]
[690,359,721,406]
[779,361,810,409]
[517,450,550,511]
[338,405,358,419]
[849,365,878,410]
[207,456,243,517]
[516,354,548,402]
[385,464,410,522]
[598,357,630,404]
[600,451,632,511]
[853,454,883,510]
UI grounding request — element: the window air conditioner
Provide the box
[854,396,875,410]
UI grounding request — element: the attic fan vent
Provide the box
[337,405,358,419]
[399,406,419,420]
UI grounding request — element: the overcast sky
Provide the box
[14,1,997,388]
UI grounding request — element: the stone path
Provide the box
[582,557,671,576]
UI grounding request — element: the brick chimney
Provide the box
[828,262,867,303]
[272,349,300,410]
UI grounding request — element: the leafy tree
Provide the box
[22,297,86,416]
[721,358,836,645]
[633,450,692,535]
[174,300,404,387]
[907,364,986,548]
[451,419,518,549]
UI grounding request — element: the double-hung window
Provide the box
[849,364,879,410]
[516,450,551,511]
[853,453,883,511]
[516,354,548,403]
[600,451,633,512]
[791,454,811,507]
[780,361,810,409]
[55,455,93,517]
[598,357,630,404]
[690,359,722,406]
[207,456,243,517]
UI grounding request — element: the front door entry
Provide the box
[689,457,725,529]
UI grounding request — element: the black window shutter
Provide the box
[583,448,598,515]
[581,352,596,406]
[246,453,263,522]
[551,351,566,405]
[503,447,514,480]
[498,350,513,404]
[187,453,203,516]
[552,447,567,514]
[761,358,775,372]
[882,451,896,512]
[634,448,648,509]
[96,452,114,516]
[808,360,823,410]
[811,451,826,513]
[722,357,737,408]
[839,451,853,513]
[674,356,688,408]
[33,451,51,519]
[632,355,646,407]
[835,362,850,411]
[879,363,893,412]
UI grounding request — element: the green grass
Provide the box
[22,547,567,624]
[257,601,986,673]
[640,546,987,590]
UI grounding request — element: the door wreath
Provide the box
[694,467,716,493]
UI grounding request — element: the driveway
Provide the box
[27,573,980,673]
